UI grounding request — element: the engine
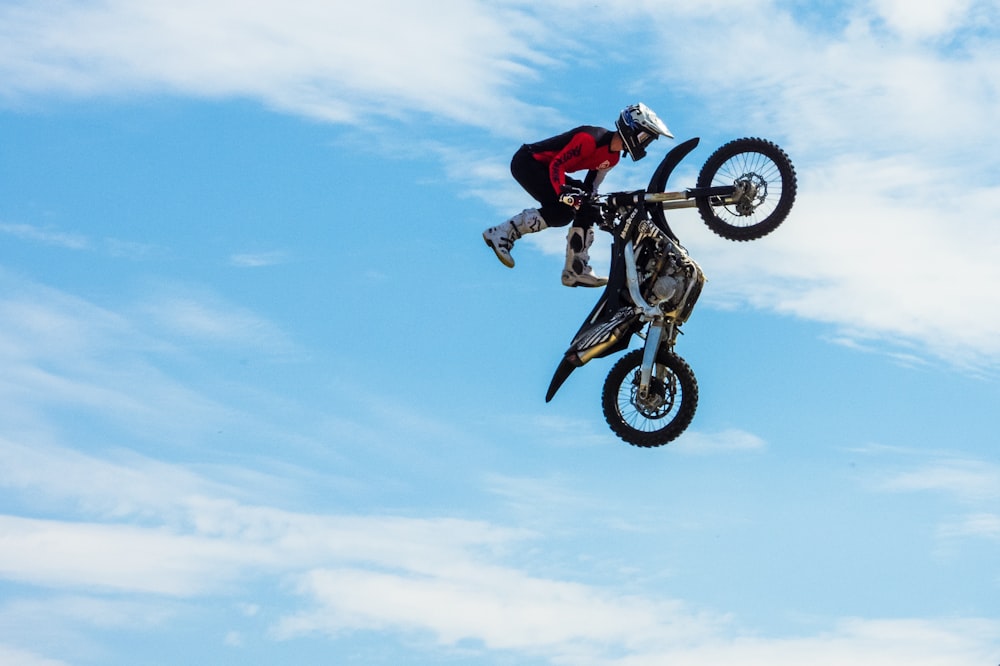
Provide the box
[650,264,685,307]
[634,225,705,322]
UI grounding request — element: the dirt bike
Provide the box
[545,137,797,448]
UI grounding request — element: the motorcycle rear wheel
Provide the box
[696,137,797,241]
[601,348,698,448]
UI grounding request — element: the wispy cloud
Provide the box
[0,273,305,456]
[229,250,289,268]
[642,1,1000,370]
[0,0,551,135]
[2,1,998,369]
[672,428,767,454]
[1,4,999,663]
[0,645,68,666]
[866,452,1000,556]
[938,513,1000,541]
[0,221,163,259]
[139,291,293,350]
[867,0,987,41]
[0,223,89,250]
[0,440,534,594]
[0,271,993,665]
[274,566,724,656]
[877,459,1000,503]
[2,439,996,666]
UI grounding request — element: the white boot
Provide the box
[561,226,607,287]
[483,209,547,268]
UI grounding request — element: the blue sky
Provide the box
[1,1,998,664]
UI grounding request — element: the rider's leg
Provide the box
[561,224,607,287]
[482,209,547,268]
[484,147,571,268]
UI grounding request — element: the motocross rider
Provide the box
[483,102,672,287]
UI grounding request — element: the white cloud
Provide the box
[5,444,993,666]
[0,595,176,633]
[938,513,1000,541]
[0,423,996,665]
[877,459,1000,503]
[682,154,1000,368]
[620,618,1000,666]
[0,436,535,595]
[0,645,68,666]
[229,250,289,267]
[868,454,1000,553]
[0,221,163,259]
[0,272,315,464]
[430,0,1000,371]
[672,429,767,454]
[0,0,550,134]
[0,6,999,661]
[3,1,999,369]
[623,2,1000,370]
[0,447,533,600]
[870,0,980,40]
[649,1,1000,159]
[0,223,89,250]
[274,567,723,659]
[0,515,249,596]
[139,290,294,350]
[0,437,228,520]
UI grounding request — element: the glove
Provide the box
[559,184,588,210]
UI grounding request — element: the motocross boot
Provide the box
[561,226,607,287]
[483,209,547,268]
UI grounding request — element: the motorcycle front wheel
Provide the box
[601,348,698,448]
[696,137,797,241]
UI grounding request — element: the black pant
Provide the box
[510,146,590,229]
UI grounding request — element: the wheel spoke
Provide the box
[602,348,698,447]
[695,138,797,241]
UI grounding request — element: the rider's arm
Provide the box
[584,168,610,193]
[547,132,598,194]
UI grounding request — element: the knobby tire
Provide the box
[695,137,797,241]
[601,348,698,448]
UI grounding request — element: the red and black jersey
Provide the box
[523,126,621,195]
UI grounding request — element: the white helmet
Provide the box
[615,102,673,161]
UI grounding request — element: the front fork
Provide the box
[637,320,678,401]
[639,322,663,391]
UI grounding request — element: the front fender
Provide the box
[647,137,700,192]
[647,137,700,238]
